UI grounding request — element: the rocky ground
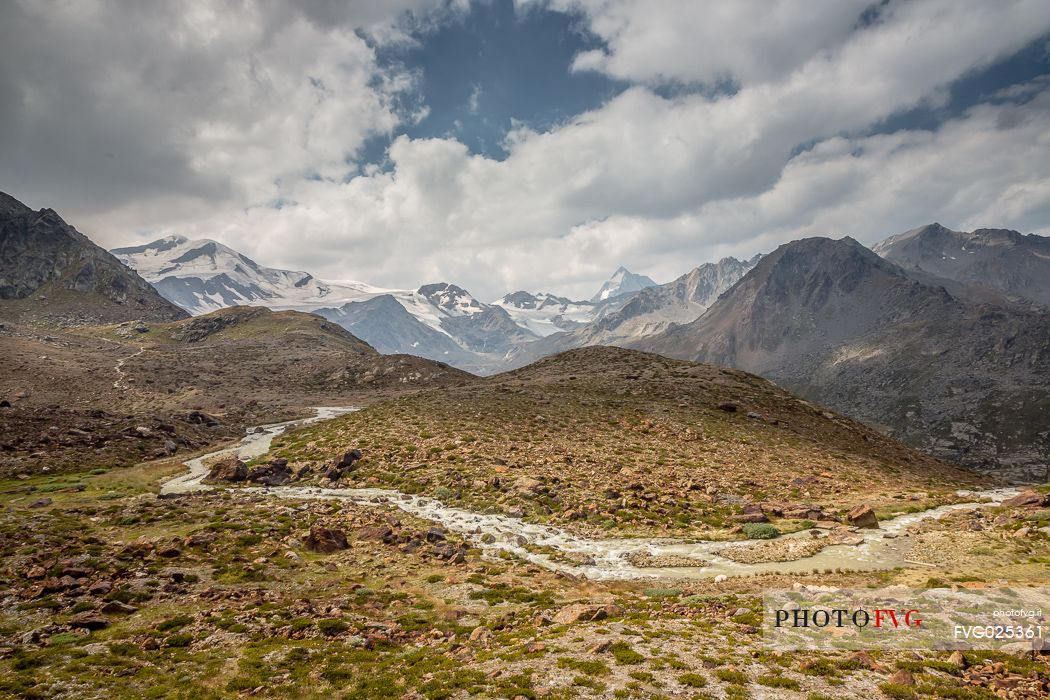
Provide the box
[261,347,990,539]
[0,307,472,477]
[1,459,1048,699]
[2,345,1047,698]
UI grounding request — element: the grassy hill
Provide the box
[271,346,989,538]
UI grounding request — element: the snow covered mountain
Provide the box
[112,236,539,372]
[110,235,378,314]
[590,266,658,302]
[492,291,596,336]
[502,255,760,368]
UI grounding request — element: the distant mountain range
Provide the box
[590,266,658,302]
[112,233,698,373]
[7,188,1048,478]
[873,222,1050,308]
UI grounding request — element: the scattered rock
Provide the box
[552,603,622,625]
[624,551,708,568]
[302,525,349,553]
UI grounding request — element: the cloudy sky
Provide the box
[3,0,1050,300]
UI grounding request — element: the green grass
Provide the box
[742,523,780,539]
[678,672,707,687]
[610,642,645,665]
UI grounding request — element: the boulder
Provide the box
[247,459,292,486]
[205,457,247,483]
[552,603,622,625]
[68,614,109,631]
[183,410,220,427]
[302,525,349,553]
[1002,491,1049,508]
[424,527,447,543]
[847,504,879,529]
[733,504,769,523]
[337,449,363,469]
[716,401,738,412]
[888,669,915,687]
[357,526,395,542]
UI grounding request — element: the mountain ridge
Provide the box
[872,222,1050,308]
[636,236,1050,480]
[0,191,188,324]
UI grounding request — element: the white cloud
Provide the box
[0,0,443,227]
[4,0,1050,302]
[542,0,872,86]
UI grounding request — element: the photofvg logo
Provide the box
[763,587,1050,651]
[775,606,922,630]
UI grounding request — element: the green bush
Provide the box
[678,673,707,687]
[317,619,349,636]
[742,523,780,539]
[610,642,645,665]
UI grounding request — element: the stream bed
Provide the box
[160,407,1018,581]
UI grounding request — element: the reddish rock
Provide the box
[87,580,112,596]
[1002,491,1048,508]
[847,504,879,529]
[889,669,915,686]
[302,524,349,553]
[205,456,247,483]
[357,526,395,542]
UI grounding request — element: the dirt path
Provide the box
[112,345,145,390]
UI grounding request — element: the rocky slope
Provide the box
[272,345,987,538]
[0,192,187,324]
[873,222,1050,308]
[636,237,1050,481]
[0,305,474,476]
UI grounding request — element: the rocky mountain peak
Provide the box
[417,282,485,315]
[873,223,1050,307]
[0,191,188,322]
[591,266,658,303]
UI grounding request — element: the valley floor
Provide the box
[2,408,1049,699]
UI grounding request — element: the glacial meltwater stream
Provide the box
[159,408,1018,581]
